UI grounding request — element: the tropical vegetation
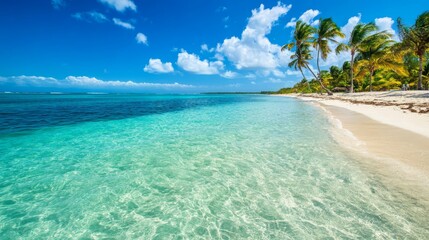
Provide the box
[276,11,429,94]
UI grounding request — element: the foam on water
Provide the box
[0,94,428,239]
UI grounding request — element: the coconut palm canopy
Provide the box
[277,11,429,94]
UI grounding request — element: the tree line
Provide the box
[276,11,429,94]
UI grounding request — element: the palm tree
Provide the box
[397,11,429,90]
[336,23,379,93]
[285,42,313,92]
[282,20,335,94]
[281,21,315,91]
[313,18,345,95]
[284,45,311,82]
[355,35,403,91]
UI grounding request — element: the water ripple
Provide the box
[0,95,428,239]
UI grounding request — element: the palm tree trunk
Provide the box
[315,47,328,94]
[369,69,374,92]
[317,48,322,76]
[305,64,333,95]
[350,52,354,93]
[299,67,306,81]
[298,67,311,92]
[418,54,423,90]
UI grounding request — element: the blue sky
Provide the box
[0,0,427,93]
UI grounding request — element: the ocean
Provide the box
[0,94,428,239]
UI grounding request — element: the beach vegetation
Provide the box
[282,21,336,95]
[397,11,429,90]
[276,11,429,94]
[313,18,345,95]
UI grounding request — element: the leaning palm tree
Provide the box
[355,34,404,91]
[313,18,345,95]
[282,21,333,94]
[336,23,379,93]
[286,44,313,80]
[397,11,429,90]
[286,46,313,92]
[287,47,310,82]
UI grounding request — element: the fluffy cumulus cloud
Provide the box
[113,18,135,29]
[136,33,148,45]
[98,0,136,12]
[221,71,239,79]
[0,75,192,89]
[286,9,320,27]
[144,59,174,73]
[72,11,108,23]
[341,14,361,38]
[217,3,292,73]
[375,17,398,41]
[177,50,224,75]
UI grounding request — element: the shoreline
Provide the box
[275,91,429,139]
[274,92,429,203]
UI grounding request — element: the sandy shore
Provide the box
[275,91,429,203]
[275,91,429,138]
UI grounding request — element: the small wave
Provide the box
[314,102,366,151]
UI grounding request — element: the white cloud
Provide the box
[72,11,108,23]
[271,69,286,78]
[1,75,60,86]
[221,71,239,79]
[245,74,256,79]
[286,17,296,28]
[201,44,214,53]
[144,59,174,73]
[0,75,192,89]
[136,33,148,45]
[177,50,224,75]
[375,17,398,41]
[66,76,191,89]
[264,78,284,83]
[311,19,320,27]
[98,0,136,12]
[217,3,292,72]
[341,14,361,39]
[286,70,302,76]
[286,9,320,28]
[51,0,64,9]
[113,18,135,29]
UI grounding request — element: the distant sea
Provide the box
[0,94,428,239]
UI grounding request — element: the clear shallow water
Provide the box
[0,94,428,239]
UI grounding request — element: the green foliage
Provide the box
[282,21,315,82]
[397,11,429,89]
[276,11,429,94]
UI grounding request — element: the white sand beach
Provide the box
[276,91,429,203]
[294,91,429,138]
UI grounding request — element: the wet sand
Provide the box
[323,104,429,205]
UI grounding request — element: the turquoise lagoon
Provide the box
[0,94,428,239]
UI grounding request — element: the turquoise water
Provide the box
[0,94,428,239]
